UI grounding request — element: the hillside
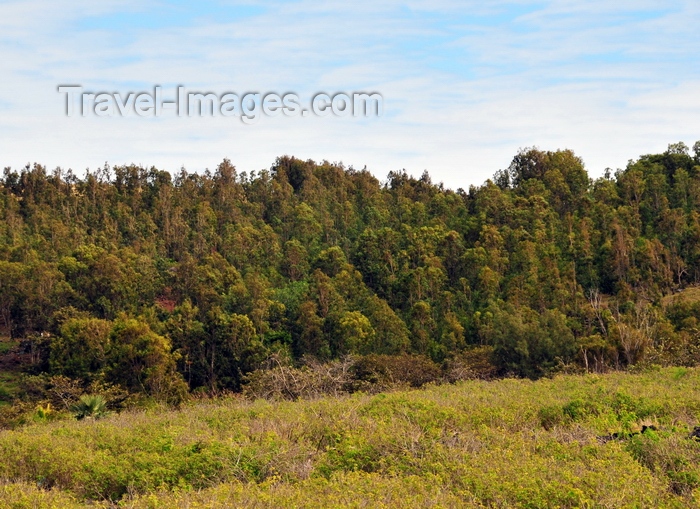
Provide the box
[1,368,700,507]
[1,143,700,410]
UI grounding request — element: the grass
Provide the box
[1,368,700,507]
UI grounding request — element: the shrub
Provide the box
[444,346,498,382]
[244,354,442,400]
[243,356,355,400]
[626,432,700,496]
[351,354,441,389]
[1,368,699,506]
[71,394,109,420]
[19,374,132,413]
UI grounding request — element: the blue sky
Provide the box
[0,0,698,188]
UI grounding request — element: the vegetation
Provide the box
[2,142,700,505]
[70,394,109,420]
[1,368,700,507]
[1,142,700,413]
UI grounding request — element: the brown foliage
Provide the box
[351,354,442,389]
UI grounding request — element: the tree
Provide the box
[282,240,309,281]
[0,261,24,337]
[50,317,112,380]
[107,317,187,404]
[337,310,375,355]
[3,143,700,390]
[206,310,266,391]
[315,246,350,277]
[362,295,410,355]
[295,300,328,358]
[165,300,207,388]
[482,302,577,378]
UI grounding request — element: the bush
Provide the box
[244,354,442,400]
[351,354,441,389]
[243,356,355,400]
[481,303,577,378]
[1,368,700,506]
[71,394,109,420]
[444,346,498,382]
[626,432,700,496]
[19,374,133,413]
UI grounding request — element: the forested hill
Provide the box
[2,142,700,401]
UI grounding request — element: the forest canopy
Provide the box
[2,142,700,403]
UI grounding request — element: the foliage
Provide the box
[351,353,442,389]
[1,145,700,404]
[0,369,699,507]
[50,317,111,380]
[70,394,109,420]
[242,353,446,400]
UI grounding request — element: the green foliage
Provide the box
[627,432,700,496]
[108,317,188,404]
[337,310,375,355]
[2,145,700,406]
[0,339,14,355]
[50,317,111,380]
[482,302,577,378]
[1,369,700,507]
[538,398,600,430]
[70,394,108,420]
[31,403,59,423]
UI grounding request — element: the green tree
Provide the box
[107,317,187,404]
[50,317,112,380]
[337,310,375,355]
[482,303,577,378]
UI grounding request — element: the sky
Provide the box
[0,0,699,190]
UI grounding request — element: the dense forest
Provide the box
[2,142,700,406]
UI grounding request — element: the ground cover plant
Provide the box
[1,367,700,508]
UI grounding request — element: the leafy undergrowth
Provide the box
[2,368,700,508]
[0,338,22,409]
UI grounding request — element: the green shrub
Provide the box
[538,404,566,430]
[627,432,700,496]
[0,368,699,506]
[71,394,109,420]
[561,398,599,421]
